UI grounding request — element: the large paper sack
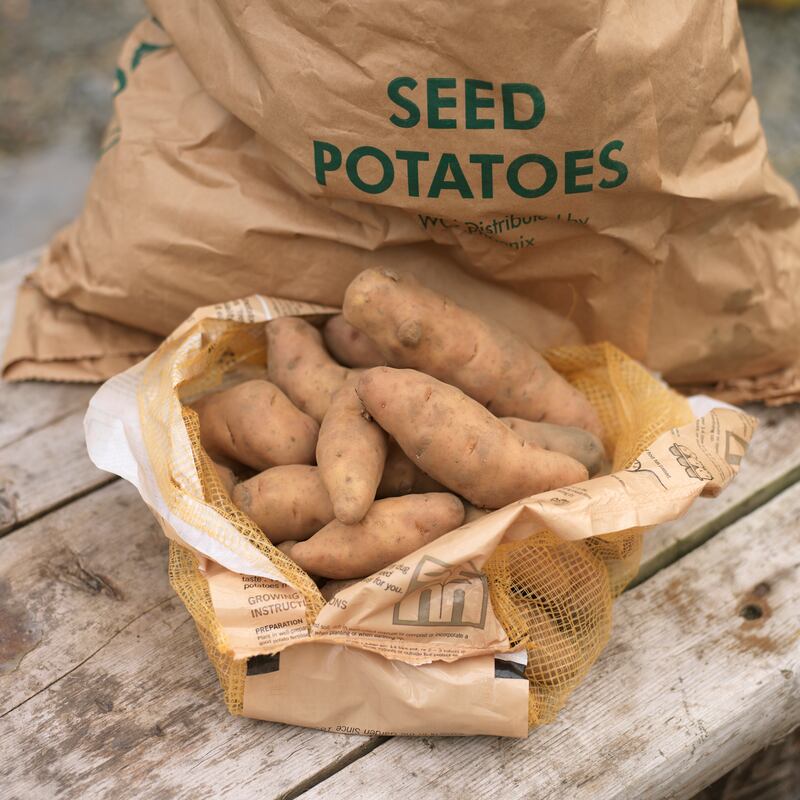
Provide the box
[7,2,800,391]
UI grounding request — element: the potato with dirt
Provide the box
[316,377,388,524]
[323,314,384,368]
[281,493,465,579]
[376,440,444,498]
[232,465,334,543]
[501,418,606,476]
[357,368,588,508]
[193,380,318,471]
[343,269,602,438]
[266,317,352,422]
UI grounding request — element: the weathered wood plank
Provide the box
[0,251,110,535]
[0,408,113,535]
[0,479,374,799]
[0,380,96,454]
[0,480,167,714]
[637,403,800,584]
[301,482,800,800]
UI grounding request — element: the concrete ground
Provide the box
[0,3,798,797]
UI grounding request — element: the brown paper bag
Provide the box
[4,3,800,395]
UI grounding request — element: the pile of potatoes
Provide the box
[192,269,605,592]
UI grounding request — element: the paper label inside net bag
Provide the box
[307,542,512,662]
[204,562,309,654]
[205,546,512,663]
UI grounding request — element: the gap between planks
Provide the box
[0,406,115,538]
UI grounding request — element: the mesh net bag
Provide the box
[149,313,691,727]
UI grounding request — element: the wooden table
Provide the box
[1,253,799,800]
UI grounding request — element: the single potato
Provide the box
[193,380,318,471]
[282,493,465,579]
[232,465,334,543]
[357,367,588,508]
[317,377,388,524]
[501,418,606,476]
[266,316,352,422]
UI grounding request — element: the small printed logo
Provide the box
[669,444,713,481]
[392,556,488,629]
[625,458,668,490]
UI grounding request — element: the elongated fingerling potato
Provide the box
[357,367,588,508]
[266,317,352,422]
[502,418,606,476]
[282,493,464,579]
[323,314,384,368]
[343,269,602,438]
[232,465,334,543]
[193,380,318,471]
[317,378,388,524]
